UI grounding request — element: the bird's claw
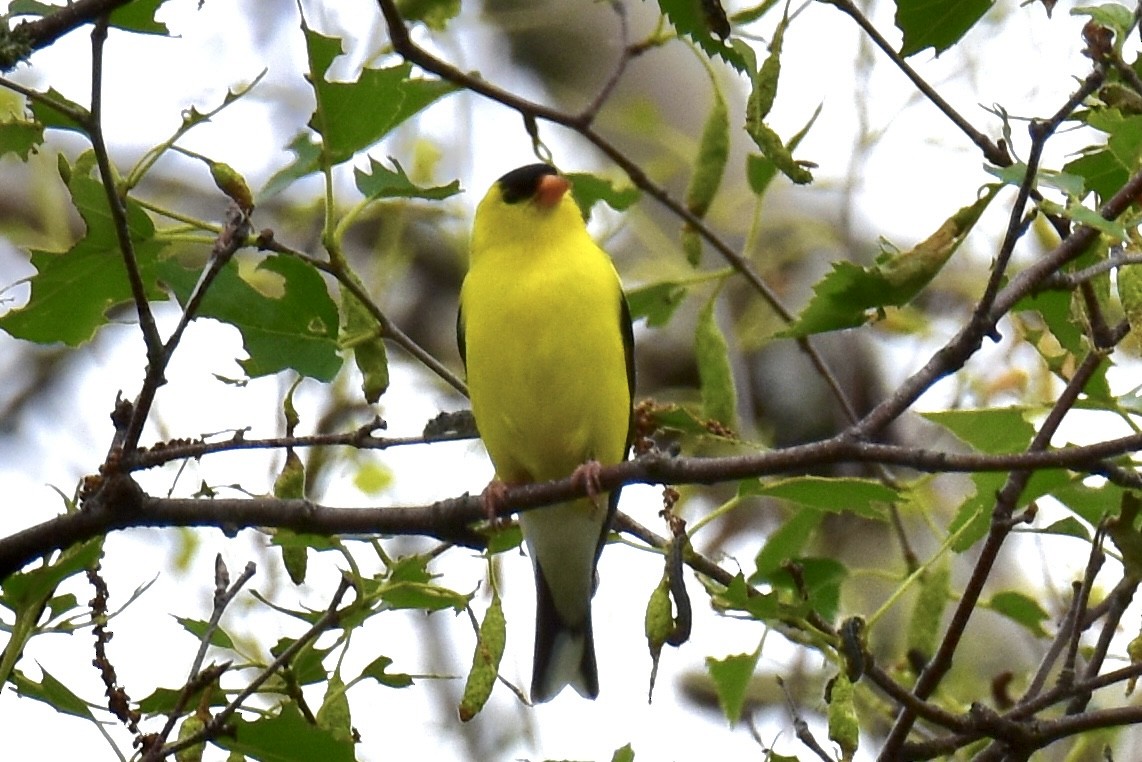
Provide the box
[570,460,605,505]
[480,479,511,527]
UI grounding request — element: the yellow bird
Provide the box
[458,164,635,702]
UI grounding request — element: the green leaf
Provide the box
[695,293,737,427]
[768,557,847,622]
[378,580,472,612]
[174,617,236,650]
[358,655,414,688]
[0,116,42,159]
[353,156,461,201]
[947,468,1071,552]
[1064,111,1142,203]
[158,254,342,381]
[108,0,171,35]
[0,162,166,346]
[750,505,822,580]
[10,667,95,720]
[655,0,747,71]
[1015,287,1086,358]
[1037,516,1092,541]
[340,281,389,404]
[218,703,355,762]
[261,132,323,199]
[921,407,1034,453]
[28,87,89,133]
[705,648,760,725]
[781,186,997,337]
[895,0,993,58]
[1050,479,1124,526]
[304,23,456,166]
[1,537,103,613]
[986,590,1050,638]
[396,0,461,31]
[709,573,780,620]
[626,281,689,328]
[566,172,640,220]
[270,639,334,686]
[611,743,637,762]
[315,672,353,743]
[745,476,895,520]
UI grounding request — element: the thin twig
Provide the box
[819,0,1010,167]
[159,575,353,759]
[144,558,256,762]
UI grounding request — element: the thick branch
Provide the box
[4,430,1141,580]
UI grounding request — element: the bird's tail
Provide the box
[530,562,598,703]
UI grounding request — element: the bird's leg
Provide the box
[570,459,605,508]
[480,478,512,526]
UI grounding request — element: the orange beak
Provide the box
[535,173,571,209]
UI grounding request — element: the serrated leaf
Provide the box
[566,172,640,220]
[781,187,996,337]
[626,281,688,328]
[353,156,461,201]
[0,166,166,346]
[175,617,236,649]
[895,0,992,58]
[27,87,88,133]
[0,117,42,158]
[695,294,737,427]
[9,667,94,719]
[656,0,747,71]
[218,704,355,762]
[987,590,1050,638]
[706,648,760,725]
[744,476,895,520]
[158,254,342,381]
[304,24,456,166]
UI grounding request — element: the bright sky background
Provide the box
[0,0,1133,760]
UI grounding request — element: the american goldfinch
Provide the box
[458,163,634,702]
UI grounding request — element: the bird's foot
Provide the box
[480,479,512,527]
[570,459,605,506]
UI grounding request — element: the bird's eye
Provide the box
[498,163,559,204]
